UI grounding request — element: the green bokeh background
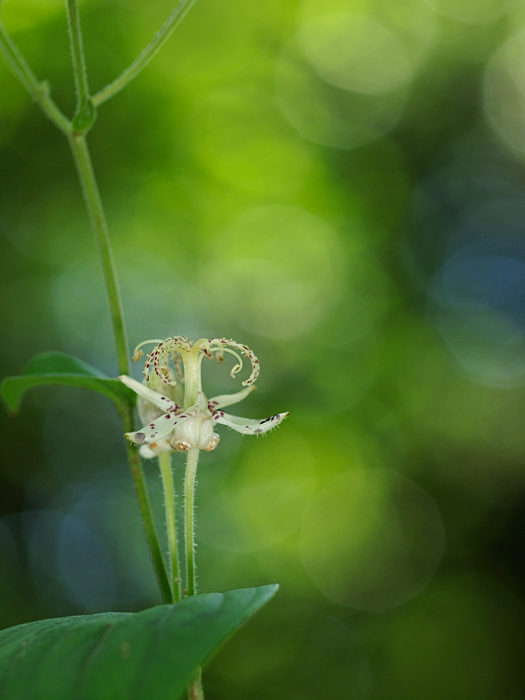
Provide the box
[2,0,525,698]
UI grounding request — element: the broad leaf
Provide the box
[0,352,134,415]
[0,585,278,700]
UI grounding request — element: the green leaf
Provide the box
[0,585,278,700]
[0,351,135,415]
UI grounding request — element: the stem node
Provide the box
[72,97,97,135]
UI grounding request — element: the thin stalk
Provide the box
[184,446,205,700]
[92,0,196,107]
[159,451,181,602]
[184,446,199,596]
[0,23,71,133]
[65,0,89,108]
[121,408,173,604]
[68,134,130,376]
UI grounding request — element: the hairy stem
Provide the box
[159,451,181,602]
[92,0,196,107]
[64,11,173,605]
[68,134,130,376]
[184,446,199,596]
[0,22,71,133]
[184,446,205,700]
[121,408,173,604]
[0,0,185,607]
[65,0,89,108]
[70,133,172,601]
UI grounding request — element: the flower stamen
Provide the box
[147,336,193,386]
[132,338,164,362]
[210,346,244,379]
[209,338,260,386]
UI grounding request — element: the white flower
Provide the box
[120,336,288,458]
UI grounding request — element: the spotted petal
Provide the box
[208,385,256,411]
[125,410,190,445]
[119,375,179,413]
[213,410,289,435]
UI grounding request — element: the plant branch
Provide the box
[65,0,89,109]
[159,451,182,603]
[92,0,196,107]
[0,22,71,133]
[68,134,130,376]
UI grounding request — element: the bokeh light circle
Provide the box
[51,251,200,367]
[431,236,525,387]
[299,0,438,70]
[188,87,318,196]
[298,14,412,95]
[276,15,413,150]
[301,470,445,611]
[198,429,316,553]
[423,0,508,24]
[200,205,345,339]
[484,29,525,156]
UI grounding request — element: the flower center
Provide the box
[132,336,261,411]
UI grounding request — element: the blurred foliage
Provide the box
[1,0,525,698]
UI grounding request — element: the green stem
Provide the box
[68,134,130,376]
[0,22,71,133]
[0,0,179,607]
[65,0,89,109]
[184,446,204,700]
[92,0,196,107]
[159,451,181,603]
[70,133,172,601]
[121,408,173,604]
[184,447,199,596]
